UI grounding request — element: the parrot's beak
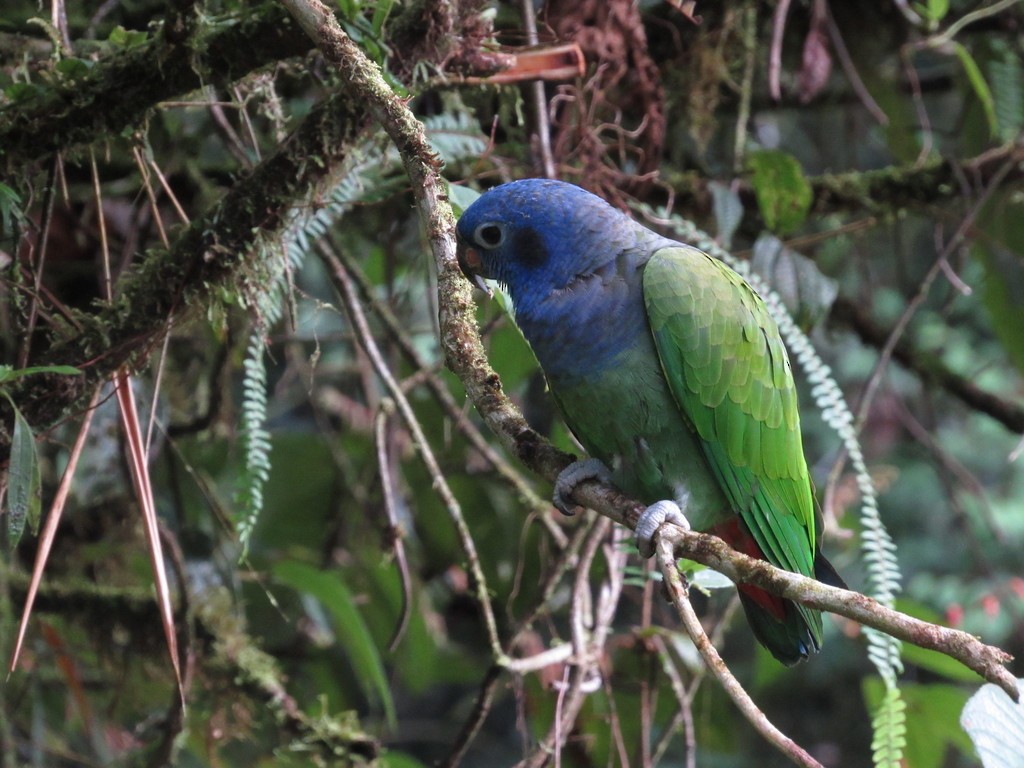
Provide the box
[456,240,493,298]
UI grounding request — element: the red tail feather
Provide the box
[710,519,787,621]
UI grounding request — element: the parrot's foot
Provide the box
[553,458,613,516]
[636,500,691,558]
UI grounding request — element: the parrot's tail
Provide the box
[711,520,845,666]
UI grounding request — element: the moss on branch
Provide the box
[0,89,368,458]
[0,4,311,168]
[665,145,1024,220]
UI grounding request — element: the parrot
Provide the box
[455,178,843,665]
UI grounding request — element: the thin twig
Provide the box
[733,3,758,174]
[930,0,1024,46]
[90,149,113,302]
[328,246,504,658]
[648,520,1018,699]
[19,156,60,369]
[852,152,1016,432]
[656,537,825,768]
[768,0,792,101]
[8,387,102,675]
[508,519,592,646]
[114,373,185,705]
[829,294,1024,434]
[132,145,170,248]
[901,45,934,165]
[651,635,694,768]
[519,0,556,179]
[320,243,561,544]
[824,2,888,125]
[374,400,414,651]
[442,665,505,768]
[146,154,191,225]
[519,517,616,768]
[825,150,1019,522]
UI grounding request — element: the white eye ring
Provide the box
[474,222,506,249]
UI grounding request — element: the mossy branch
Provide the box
[0,5,311,169]
[2,568,377,763]
[0,89,368,457]
[665,143,1024,219]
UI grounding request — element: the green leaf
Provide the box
[953,43,998,137]
[960,679,1024,768]
[689,568,735,592]
[865,680,971,768]
[908,684,972,768]
[751,234,838,330]
[0,364,82,385]
[974,244,1024,376]
[5,399,41,548]
[708,180,744,250]
[746,150,812,235]
[0,182,25,237]
[55,58,94,79]
[424,112,488,162]
[673,558,733,590]
[274,560,396,727]
[900,641,984,683]
[107,25,148,49]
[863,679,907,768]
[379,752,430,768]
[2,82,42,104]
[989,41,1024,142]
[922,0,949,22]
[371,0,396,36]
[447,182,481,218]
[894,600,982,682]
[336,0,359,20]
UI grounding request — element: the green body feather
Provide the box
[548,246,823,656]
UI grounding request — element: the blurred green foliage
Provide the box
[1,0,1023,767]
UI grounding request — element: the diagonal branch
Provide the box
[830,295,1024,434]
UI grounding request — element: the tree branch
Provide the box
[830,295,1024,434]
[275,0,575,486]
[538,476,1017,701]
[664,143,1024,220]
[0,6,312,169]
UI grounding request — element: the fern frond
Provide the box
[236,331,272,555]
[233,109,490,552]
[989,40,1024,143]
[870,684,907,768]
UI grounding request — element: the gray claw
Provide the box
[553,458,613,516]
[636,500,690,558]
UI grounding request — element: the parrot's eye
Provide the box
[474,222,506,249]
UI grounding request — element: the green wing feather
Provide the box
[643,246,817,579]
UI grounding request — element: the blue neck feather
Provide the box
[513,244,655,380]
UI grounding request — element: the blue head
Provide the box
[456,179,667,379]
[456,179,643,315]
